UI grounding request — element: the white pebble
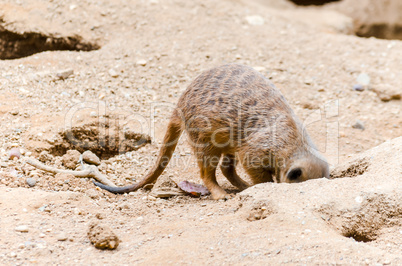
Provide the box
[9,252,17,258]
[355,196,363,203]
[108,69,119,78]
[56,69,74,80]
[15,225,29,232]
[245,15,264,26]
[26,178,37,187]
[57,233,68,241]
[136,59,147,66]
[356,73,370,86]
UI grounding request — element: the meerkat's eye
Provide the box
[287,168,302,181]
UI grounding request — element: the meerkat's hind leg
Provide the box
[196,149,230,200]
[220,154,249,190]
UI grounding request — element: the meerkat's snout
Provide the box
[286,167,303,182]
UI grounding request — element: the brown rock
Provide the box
[82,150,101,165]
[56,69,74,80]
[62,150,81,169]
[375,89,402,102]
[87,222,120,250]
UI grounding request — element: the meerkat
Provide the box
[94,64,329,200]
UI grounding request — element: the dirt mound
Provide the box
[239,136,402,261]
[319,192,402,242]
[330,157,369,178]
[23,114,151,159]
[326,0,402,40]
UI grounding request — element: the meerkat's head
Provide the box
[279,155,329,183]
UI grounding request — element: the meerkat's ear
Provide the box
[287,168,302,181]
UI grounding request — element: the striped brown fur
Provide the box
[94,64,329,200]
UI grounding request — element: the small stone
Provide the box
[56,69,74,80]
[108,69,119,78]
[245,15,265,26]
[90,111,98,117]
[356,73,370,86]
[57,233,68,241]
[15,225,29,232]
[353,84,364,92]
[379,93,401,102]
[95,213,105,220]
[10,110,19,116]
[74,208,83,215]
[82,150,101,165]
[8,148,21,160]
[355,196,363,203]
[136,59,147,66]
[352,120,365,130]
[304,78,313,85]
[62,150,81,169]
[253,66,266,72]
[9,252,17,258]
[375,87,402,102]
[87,222,120,250]
[38,205,47,212]
[26,178,37,187]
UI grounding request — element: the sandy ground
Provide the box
[0,0,401,264]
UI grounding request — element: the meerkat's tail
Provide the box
[93,112,183,194]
